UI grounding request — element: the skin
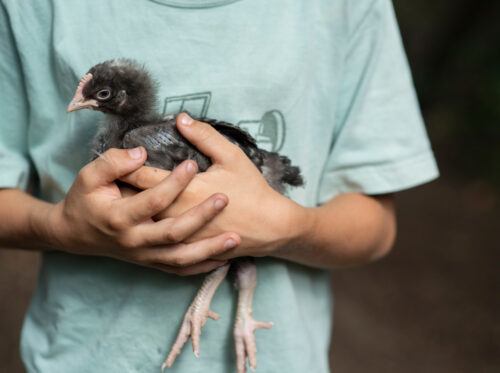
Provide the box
[0,113,396,272]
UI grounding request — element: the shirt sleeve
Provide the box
[0,3,32,190]
[317,0,439,203]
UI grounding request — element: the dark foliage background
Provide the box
[331,1,500,372]
[1,1,499,372]
[397,0,500,186]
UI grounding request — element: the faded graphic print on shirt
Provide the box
[163,91,286,152]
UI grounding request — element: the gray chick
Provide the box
[67,58,303,373]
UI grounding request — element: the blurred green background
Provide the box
[1,1,499,372]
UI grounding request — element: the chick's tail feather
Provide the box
[260,151,304,194]
[278,154,304,187]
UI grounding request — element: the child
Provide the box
[0,0,438,372]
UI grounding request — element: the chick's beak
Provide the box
[67,98,98,113]
[67,72,98,113]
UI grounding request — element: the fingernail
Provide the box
[180,113,193,126]
[214,199,227,211]
[224,239,237,250]
[186,161,197,174]
[128,147,142,159]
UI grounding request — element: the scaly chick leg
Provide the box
[162,263,230,371]
[233,260,273,373]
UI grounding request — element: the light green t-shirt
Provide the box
[0,0,438,372]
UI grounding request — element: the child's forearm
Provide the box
[273,193,396,268]
[0,188,55,251]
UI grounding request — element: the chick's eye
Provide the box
[96,89,111,100]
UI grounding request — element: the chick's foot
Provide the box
[162,263,230,371]
[233,260,273,373]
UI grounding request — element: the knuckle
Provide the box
[197,125,214,142]
[202,201,218,219]
[146,194,165,213]
[169,256,184,267]
[164,229,181,243]
[134,170,149,188]
[119,235,141,249]
[171,255,192,267]
[184,207,199,220]
[76,167,92,189]
[108,213,128,231]
[99,148,121,169]
[225,146,244,163]
[207,243,220,257]
[171,167,191,185]
[102,148,121,160]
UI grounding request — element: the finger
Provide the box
[143,233,240,267]
[116,160,198,225]
[152,260,228,276]
[77,147,147,192]
[120,165,170,190]
[176,113,243,165]
[128,193,228,245]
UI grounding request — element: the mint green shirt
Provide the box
[0,1,438,372]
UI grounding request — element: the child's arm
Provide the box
[274,192,395,268]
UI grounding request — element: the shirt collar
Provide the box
[148,0,242,8]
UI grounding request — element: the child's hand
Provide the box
[121,114,311,260]
[45,147,240,275]
[117,114,396,269]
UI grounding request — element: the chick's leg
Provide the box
[162,263,230,371]
[234,260,273,373]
